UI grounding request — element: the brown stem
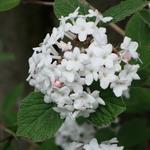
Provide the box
[24,0,54,6]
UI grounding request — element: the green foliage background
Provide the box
[0,0,150,149]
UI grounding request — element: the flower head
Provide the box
[27,7,140,119]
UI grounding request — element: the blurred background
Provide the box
[0,0,149,150]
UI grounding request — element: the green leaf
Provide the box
[0,0,21,12]
[104,0,148,23]
[138,9,150,27]
[118,119,150,147]
[126,13,150,71]
[125,87,150,113]
[54,0,79,18]
[0,52,15,61]
[2,84,24,126]
[17,92,63,142]
[54,0,89,18]
[88,97,126,126]
[96,128,116,143]
[37,139,59,150]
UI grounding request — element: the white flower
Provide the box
[65,142,83,150]
[50,86,72,107]
[28,52,52,74]
[110,64,140,97]
[65,76,84,94]
[28,67,55,94]
[88,43,118,68]
[91,90,105,105]
[59,17,72,38]
[57,41,72,51]
[110,78,131,97]
[48,27,62,45]
[70,91,104,117]
[99,67,117,89]
[27,52,57,94]
[27,7,140,119]
[55,117,124,150]
[83,138,101,150]
[70,18,94,41]
[65,7,80,20]
[55,117,95,149]
[88,9,113,24]
[64,47,88,71]
[84,138,124,150]
[53,106,74,119]
[99,138,124,150]
[93,27,108,46]
[57,61,76,82]
[119,64,140,81]
[120,36,139,60]
[84,64,99,85]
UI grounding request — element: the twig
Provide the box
[109,23,125,36]
[24,0,54,6]
[0,125,16,138]
[81,0,125,36]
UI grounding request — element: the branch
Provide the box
[24,0,54,6]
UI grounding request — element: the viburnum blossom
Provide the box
[120,36,139,62]
[27,7,141,119]
[55,117,124,150]
[84,138,124,150]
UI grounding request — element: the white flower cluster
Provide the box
[55,117,124,150]
[27,8,140,118]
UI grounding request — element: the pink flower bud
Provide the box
[123,51,131,62]
[53,80,64,88]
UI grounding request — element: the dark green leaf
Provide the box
[96,128,116,142]
[118,119,150,147]
[2,84,24,126]
[54,0,89,18]
[104,0,148,23]
[54,0,79,18]
[17,92,63,142]
[126,13,150,71]
[138,9,150,27]
[88,97,126,126]
[0,0,21,12]
[125,87,150,113]
[37,139,59,150]
[0,52,15,61]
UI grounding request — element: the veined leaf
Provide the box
[104,0,148,23]
[138,9,150,27]
[54,0,89,18]
[88,97,126,126]
[126,13,150,71]
[54,0,79,18]
[37,139,59,150]
[17,92,63,142]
